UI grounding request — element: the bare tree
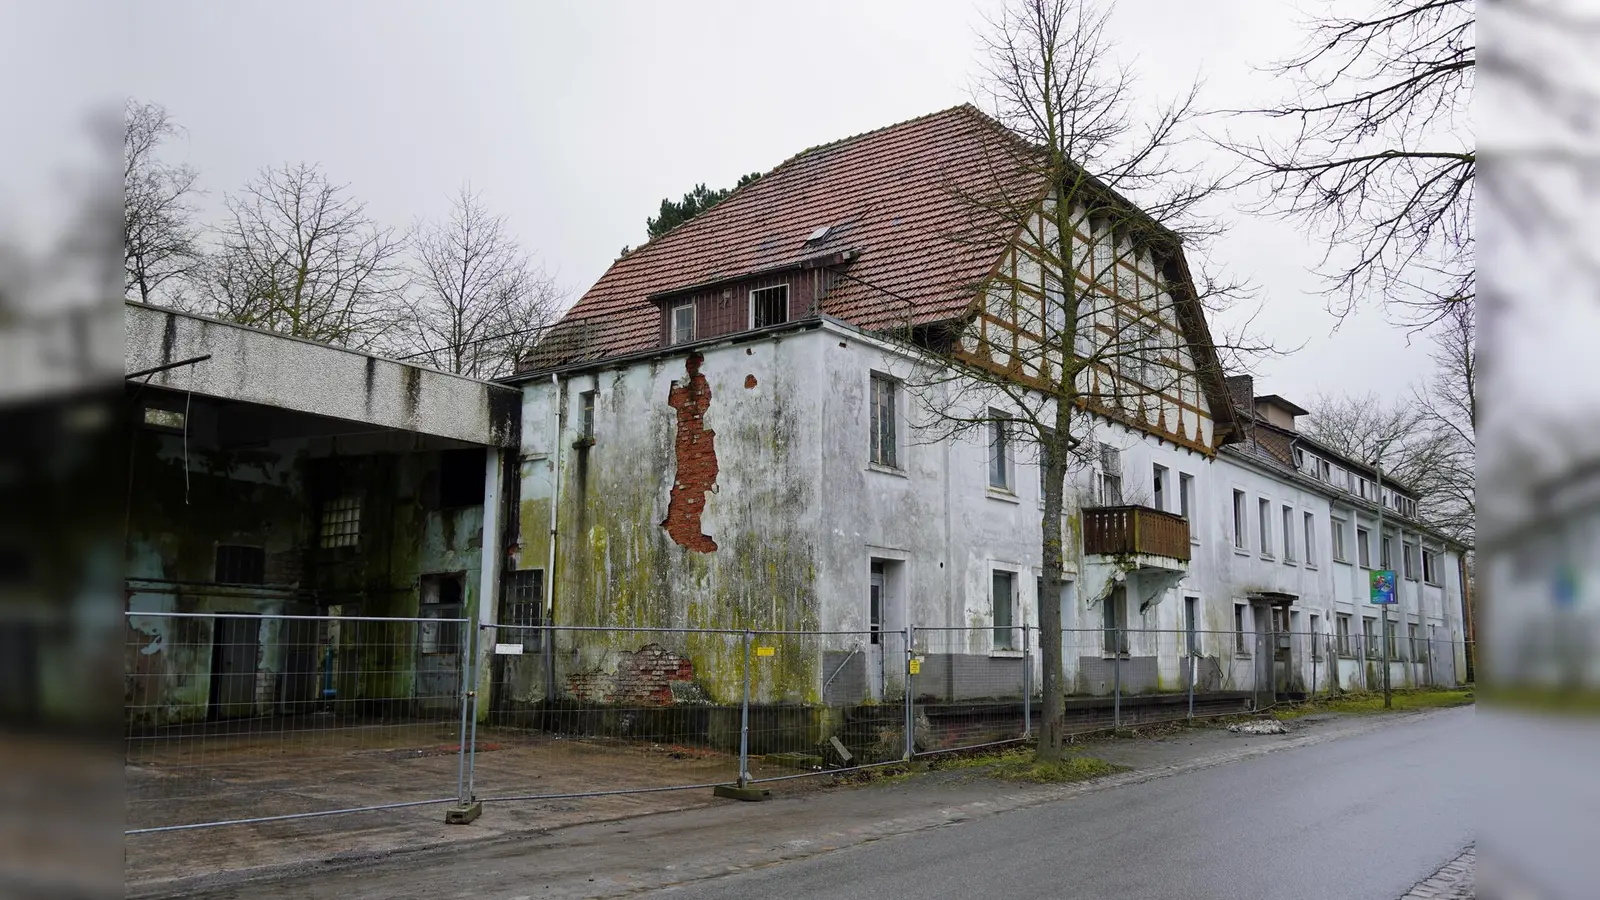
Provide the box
[201,163,406,348]
[1224,0,1475,328]
[124,99,202,304]
[400,185,562,378]
[894,0,1267,761]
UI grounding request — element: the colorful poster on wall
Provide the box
[1370,569,1398,604]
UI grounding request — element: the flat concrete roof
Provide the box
[125,302,519,447]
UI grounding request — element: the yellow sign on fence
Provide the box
[908,658,922,675]
[755,646,775,657]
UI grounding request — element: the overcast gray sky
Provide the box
[119,0,1447,407]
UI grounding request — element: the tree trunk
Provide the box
[1036,433,1069,761]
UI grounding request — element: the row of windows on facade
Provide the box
[1294,448,1420,519]
[980,574,1440,662]
[1228,489,1444,584]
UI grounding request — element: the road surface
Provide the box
[647,707,1474,900]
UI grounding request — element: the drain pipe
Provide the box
[544,373,562,698]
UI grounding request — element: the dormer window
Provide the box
[669,301,695,345]
[750,284,789,329]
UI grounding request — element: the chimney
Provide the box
[1224,375,1254,414]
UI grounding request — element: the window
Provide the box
[214,545,266,585]
[1282,505,1296,562]
[1381,535,1393,570]
[143,406,185,430]
[1362,616,1378,656]
[1152,465,1168,512]
[988,415,1012,490]
[419,573,465,655]
[1403,541,1418,580]
[1184,596,1199,657]
[1310,614,1322,659]
[750,284,789,328]
[320,496,361,549]
[1179,473,1194,522]
[1303,512,1316,566]
[870,562,886,646]
[869,375,898,468]
[1232,490,1248,549]
[992,569,1017,650]
[1098,443,1122,504]
[1103,585,1128,654]
[1356,527,1371,568]
[1336,613,1352,656]
[1317,458,1331,482]
[1387,612,1400,658]
[1258,498,1273,556]
[1135,323,1159,386]
[502,569,545,649]
[1409,622,1424,661]
[1234,604,1249,655]
[579,390,596,442]
[439,448,487,508]
[1330,517,1347,561]
[1422,548,1441,585]
[669,302,695,345]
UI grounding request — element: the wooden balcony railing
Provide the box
[1082,505,1191,562]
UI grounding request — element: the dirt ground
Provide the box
[125,719,842,890]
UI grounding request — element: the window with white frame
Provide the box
[869,375,898,468]
[1403,540,1418,581]
[1098,443,1122,505]
[1179,472,1194,523]
[669,302,695,345]
[1232,490,1247,549]
[1336,613,1353,656]
[1331,516,1347,561]
[1422,548,1441,585]
[1234,603,1249,654]
[988,414,1012,491]
[1184,595,1199,657]
[1381,535,1394,570]
[1357,526,1372,568]
[1152,464,1168,512]
[1282,505,1296,562]
[1409,622,1425,661]
[1309,613,1322,659]
[1362,616,1378,656]
[992,569,1018,650]
[750,284,789,329]
[1258,498,1272,556]
[1303,512,1316,566]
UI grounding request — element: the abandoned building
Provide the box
[121,105,1470,746]
[501,105,1472,719]
[123,301,518,727]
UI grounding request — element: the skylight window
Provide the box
[805,225,833,244]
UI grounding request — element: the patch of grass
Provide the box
[1271,688,1474,719]
[988,752,1128,784]
[1478,685,1600,717]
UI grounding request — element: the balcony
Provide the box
[1083,505,1191,564]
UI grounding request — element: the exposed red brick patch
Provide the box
[662,353,718,552]
[567,644,695,706]
[744,374,757,389]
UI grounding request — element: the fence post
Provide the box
[446,617,482,824]
[1311,631,1318,701]
[904,624,915,761]
[466,622,483,802]
[739,630,752,788]
[1022,624,1032,739]
[1186,630,1195,720]
[1112,628,1122,730]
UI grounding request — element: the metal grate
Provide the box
[319,496,361,549]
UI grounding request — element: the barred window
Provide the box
[320,496,361,549]
[750,284,789,329]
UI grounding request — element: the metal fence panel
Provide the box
[125,611,472,834]
[910,626,1031,755]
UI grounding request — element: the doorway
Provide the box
[209,617,260,720]
[867,559,904,699]
[417,572,466,713]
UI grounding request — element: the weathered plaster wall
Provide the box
[124,412,489,727]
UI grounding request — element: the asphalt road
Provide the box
[649,707,1475,900]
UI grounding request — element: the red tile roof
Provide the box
[524,105,1042,369]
